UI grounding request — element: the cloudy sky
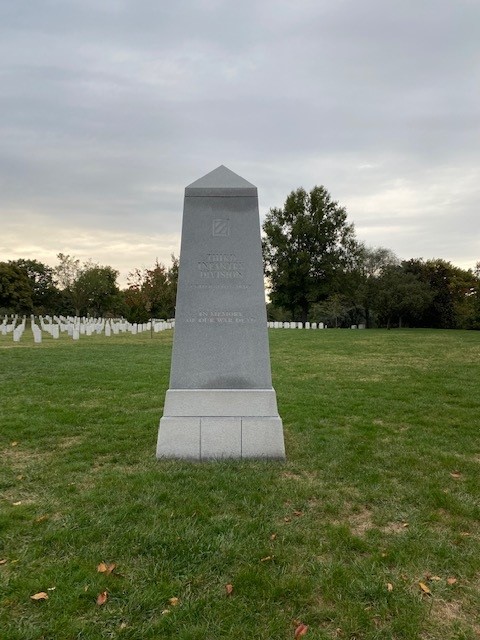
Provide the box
[1,0,479,286]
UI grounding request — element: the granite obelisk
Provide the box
[157,165,285,460]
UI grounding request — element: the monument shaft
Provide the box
[157,166,285,460]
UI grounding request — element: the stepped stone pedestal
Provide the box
[156,165,285,460]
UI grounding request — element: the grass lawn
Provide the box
[1,328,479,640]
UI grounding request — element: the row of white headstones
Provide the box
[2,315,365,343]
[267,321,366,329]
[1,315,174,343]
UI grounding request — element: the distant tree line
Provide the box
[1,184,479,329]
[0,254,178,323]
[263,186,479,330]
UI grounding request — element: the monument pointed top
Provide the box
[186,165,257,197]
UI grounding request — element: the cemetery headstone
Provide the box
[157,166,285,460]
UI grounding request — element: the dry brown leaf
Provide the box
[30,592,48,601]
[225,583,234,597]
[0,559,7,565]
[387,583,393,592]
[450,471,462,479]
[419,582,431,595]
[294,622,309,638]
[168,597,179,606]
[260,555,274,562]
[97,562,116,575]
[447,577,457,585]
[96,591,108,606]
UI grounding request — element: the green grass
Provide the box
[1,328,479,640]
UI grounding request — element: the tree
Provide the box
[53,254,122,316]
[403,259,477,329]
[10,259,60,314]
[313,293,350,328]
[354,246,400,327]
[0,262,33,313]
[373,265,432,329]
[262,186,359,323]
[73,263,122,316]
[124,256,178,323]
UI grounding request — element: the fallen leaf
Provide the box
[17,475,24,480]
[0,559,7,565]
[460,532,470,537]
[447,577,457,585]
[97,562,116,575]
[270,533,277,540]
[450,471,462,479]
[30,592,48,601]
[12,501,22,506]
[402,522,409,528]
[161,609,170,615]
[168,597,179,606]
[11,441,18,447]
[387,583,393,592]
[431,576,442,581]
[96,591,108,606]
[225,583,234,597]
[294,622,309,638]
[419,582,431,595]
[260,555,274,562]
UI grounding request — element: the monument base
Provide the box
[157,389,285,460]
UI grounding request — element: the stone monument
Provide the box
[157,165,285,460]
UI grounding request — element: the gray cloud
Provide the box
[1,0,479,285]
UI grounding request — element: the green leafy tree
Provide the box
[124,256,178,323]
[53,254,122,316]
[373,265,433,329]
[73,263,122,317]
[354,246,400,327]
[11,259,60,314]
[0,262,33,313]
[312,293,350,328]
[263,186,359,323]
[403,259,477,328]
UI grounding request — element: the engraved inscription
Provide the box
[197,253,244,279]
[212,219,230,237]
[185,311,256,324]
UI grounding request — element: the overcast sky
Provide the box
[1,0,479,286]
